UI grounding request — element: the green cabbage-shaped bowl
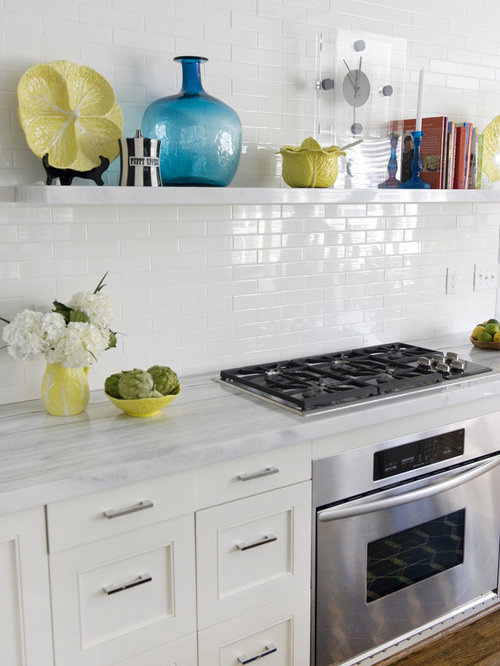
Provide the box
[278,137,346,188]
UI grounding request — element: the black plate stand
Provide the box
[42,154,110,185]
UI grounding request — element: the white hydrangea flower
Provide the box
[2,274,114,369]
[68,290,113,329]
[40,312,66,348]
[2,309,45,360]
[47,322,109,368]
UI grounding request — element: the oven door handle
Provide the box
[318,455,500,522]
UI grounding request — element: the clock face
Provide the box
[314,29,407,187]
[342,68,371,108]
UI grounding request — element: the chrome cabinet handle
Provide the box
[236,533,277,551]
[238,644,277,664]
[103,572,152,595]
[237,465,279,481]
[103,499,154,519]
[318,455,500,522]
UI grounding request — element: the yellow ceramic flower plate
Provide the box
[17,60,123,171]
[482,115,500,183]
[105,388,180,417]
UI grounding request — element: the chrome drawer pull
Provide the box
[236,533,277,551]
[237,465,279,482]
[238,643,277,664]
[103,499,154,519]
[103,572,152,595]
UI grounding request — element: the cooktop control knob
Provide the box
[432,354,445,364]
[417,357,432,367]
[450,359,466,371]
[435,362,451,373]
[446,351,460,362]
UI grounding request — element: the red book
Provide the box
[390,116,448,189]
[454,126,468,189]
[445,121,456,189]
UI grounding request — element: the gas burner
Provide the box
[219,343,492,414]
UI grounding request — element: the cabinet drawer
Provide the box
[198,591,310,666]
[195,442,311,509]
[196,481,311,629]
[112,633,197,666]
[50,514,196,666]
[47,469,195,552]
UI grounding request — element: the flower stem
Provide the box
[93,272,108,294]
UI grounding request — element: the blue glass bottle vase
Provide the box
[142,56,242,186]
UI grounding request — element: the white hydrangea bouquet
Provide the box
[1,273,116,368]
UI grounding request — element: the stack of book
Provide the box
[390,116,483,189]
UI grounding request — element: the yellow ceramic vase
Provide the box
[41,363,89,416]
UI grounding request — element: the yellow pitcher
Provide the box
[41,363,89,416]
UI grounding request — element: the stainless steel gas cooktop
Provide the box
[218,342,493,416]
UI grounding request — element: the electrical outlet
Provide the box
[474,262,498,291]
[446,267,458,294]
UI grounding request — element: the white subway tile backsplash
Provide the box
[54,240,120,258]
[233,291,280,310]
[233,204,282,219]
[1,241,54,261]
[118,206,177,223]
[2,1,500,401]
[181,295,232,314]
[18,259,88,279]
[88,222,146,240]
[17,224,86,242]
[0,225,17,242]
[89,255,150,274]
[53,206,119,223]
[208,219,258,235]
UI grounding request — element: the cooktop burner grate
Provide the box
[219,342,492,413]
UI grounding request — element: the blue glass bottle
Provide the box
[142,56,242,186]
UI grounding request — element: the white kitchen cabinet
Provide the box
[46,469,196,552]
[197,592,310,666]
[195,441,311,508]
[112,633,197,666]
[40,446,312,666]
[49,514,196,666]
[0,506,53,666]
[196,481,311,630]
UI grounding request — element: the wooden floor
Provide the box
[386,608,500,665]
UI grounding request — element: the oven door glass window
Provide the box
[366,508,465,603]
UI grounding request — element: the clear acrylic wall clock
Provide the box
[314,29,407,188]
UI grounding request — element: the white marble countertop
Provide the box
[2,334,500,514]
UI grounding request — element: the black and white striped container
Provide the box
[119,130,162,186]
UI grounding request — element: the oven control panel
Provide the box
[373,428,465,480]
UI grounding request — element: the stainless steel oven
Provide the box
[312,412,500,666]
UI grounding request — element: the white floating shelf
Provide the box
[5,185,500,206]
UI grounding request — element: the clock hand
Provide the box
[355,57,362,86]
[343,59,357,91]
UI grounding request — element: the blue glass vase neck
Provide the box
[178,59,205,96]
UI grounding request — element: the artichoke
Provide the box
[104,371,123,398]
[117,369,154,399]
[147,365,179,395]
